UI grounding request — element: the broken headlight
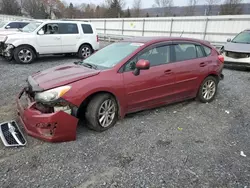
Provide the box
[35,86,71,103]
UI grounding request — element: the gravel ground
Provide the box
[0,43,250,188]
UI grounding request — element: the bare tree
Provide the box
[153,0,173,16]
[185,0,198,16]
[23,0,48,18]
[0,0,21,15]
[132,0,142,17]
[205,0,220,15]
[220,0,243,15]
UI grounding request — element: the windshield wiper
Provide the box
[82,62,97,70]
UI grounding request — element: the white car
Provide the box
[0,20,100,64]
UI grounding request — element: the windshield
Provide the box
[83,42,144,69]
[0,21,7,28]
[232,32,250,44]
[22,22,42,32]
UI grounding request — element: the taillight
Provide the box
[218,55,224,63]
[96,35,99,42]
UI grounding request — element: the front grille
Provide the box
[226,51,250,59]
[0,121,27,147]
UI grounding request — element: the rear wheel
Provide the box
[78,44,93,59]
[197,76,218,103]
[85,94,118,132]
[13,46,35,64]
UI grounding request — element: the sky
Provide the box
[66,0,247,8]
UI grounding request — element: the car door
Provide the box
[59,23,80,53]
[172,42,208,100]
[36,23,62,54]
[122,43,177,113]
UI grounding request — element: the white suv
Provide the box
[0,20,100,64]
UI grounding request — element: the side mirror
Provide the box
[227,38,231,42]
[5,25,10,29]
[133,59,150,76]
[38,30,44,35]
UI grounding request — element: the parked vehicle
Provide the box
[0,20,30,30]
[17,37,224,142]
[0,20,99,63]
[221,29,250,69]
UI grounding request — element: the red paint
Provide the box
[17,37,223,142]
[136,59,150,69]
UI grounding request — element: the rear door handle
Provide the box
[55,36,61,40]
[164,69,172,74]
[200,62,207,67]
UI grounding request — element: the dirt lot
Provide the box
[0,43,250,188]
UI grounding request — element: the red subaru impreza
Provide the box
[17,37,224,142]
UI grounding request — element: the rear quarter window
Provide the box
[81,24,93,34]
[203,46,212,56]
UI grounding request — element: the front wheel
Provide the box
[13,46,35,64]
[85,94,118,132]
[78,44,93,59]
[197,76,218,103]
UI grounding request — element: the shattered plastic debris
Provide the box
[225,110,230,114]
[240,151,247,157]
[177,127,183,131]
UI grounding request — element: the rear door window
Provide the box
[196,45,205,58]
[203,46,212,56]
[174,43,197,61]
[59,23,79,34]
[81,24,93,34]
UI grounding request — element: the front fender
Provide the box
[7,40,37,52]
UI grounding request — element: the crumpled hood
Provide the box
[224,42,250,53]
[31,63,100,90]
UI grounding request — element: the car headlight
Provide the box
[35,86,71,103]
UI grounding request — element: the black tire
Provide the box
[85,94,118,132]
[13,45,35,64]
[197,76,218,103]
[78,44,93,59]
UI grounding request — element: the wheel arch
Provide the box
[77,91,122,119]
[15,44,38,56]
[78,43,93,52]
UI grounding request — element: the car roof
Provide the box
[35,20,92,25]
[7,20,31,23]
[123,36,210,46]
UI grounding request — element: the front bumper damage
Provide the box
[223,51,250,70]
[17,88,79,142]
[0,42,14,60]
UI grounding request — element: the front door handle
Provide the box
[55,36,61,40]
[164,69,172,74]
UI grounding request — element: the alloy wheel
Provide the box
[202,80,216,100]
[98,99,116,128]
[18,49,32,63]
[81,47,91,58]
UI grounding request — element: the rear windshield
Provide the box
[232,31,250,44]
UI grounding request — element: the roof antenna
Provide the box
[180,30,184,37]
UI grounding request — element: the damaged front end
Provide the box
[17,77,79,142]
[0,35,14,60]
